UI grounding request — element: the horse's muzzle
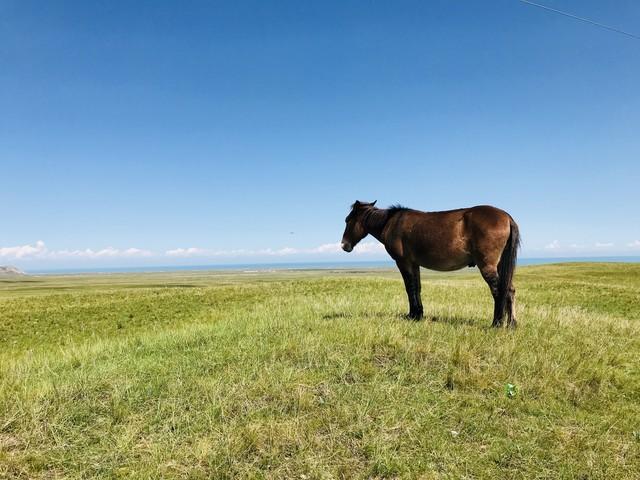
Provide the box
[341,242,353,253]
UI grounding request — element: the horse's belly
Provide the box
[422,260,472,272]
[417,251,472,272]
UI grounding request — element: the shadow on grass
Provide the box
[321,311,490,328]
[321,311,405,321]
[430,315,517,332]
[139,284,201,289]
[428,315,479,326]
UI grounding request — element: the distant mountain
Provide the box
[0,265,26,276]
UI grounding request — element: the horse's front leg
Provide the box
[397,261,423,320]
[412,264,423,318]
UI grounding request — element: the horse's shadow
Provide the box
[321,311,393,321]
[427,314,479,327]
[321,311,480,327]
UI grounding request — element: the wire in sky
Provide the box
[518,0,640,41]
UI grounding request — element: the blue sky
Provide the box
[1,0,639,269]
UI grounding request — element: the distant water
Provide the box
[518,256,640,266]
[27,257,640,275]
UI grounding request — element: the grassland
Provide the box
[1,263,639,479]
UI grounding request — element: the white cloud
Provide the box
[307,242,384,254]
[627,240,640,249]
[123,248,152,257]
[163,240,386,258]
[353,241,386,254]
[0,240,47,258]
[595,242,614,248]
[273,247,298,255]
[50,247,152,259]
[2,239,396,264]
[165,247,256,258]
[544,240,561,250]
[165,247,211,257]
[255,247,299,256]
[165,246,312,258]
[310,243,342,254]
[0,241,152,261]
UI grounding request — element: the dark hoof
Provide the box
[491,321,504,328]
[406,312,424,321]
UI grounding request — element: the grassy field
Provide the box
[1,263,639,479]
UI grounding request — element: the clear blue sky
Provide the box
[2,0,639,269]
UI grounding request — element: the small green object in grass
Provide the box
[506,383,517,398]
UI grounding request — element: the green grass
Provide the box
[1,264,639,479]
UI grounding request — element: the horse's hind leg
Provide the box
[506,286,517,328]
[478,264,504,327]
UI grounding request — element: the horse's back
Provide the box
[383,205,513,271]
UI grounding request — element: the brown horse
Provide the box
[341,201,520,327]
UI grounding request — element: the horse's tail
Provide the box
[497,218,520,319]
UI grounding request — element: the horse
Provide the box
[340,201,520,327]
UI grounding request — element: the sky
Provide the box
[1,0,639,270]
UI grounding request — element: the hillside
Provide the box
[0,265,25,276]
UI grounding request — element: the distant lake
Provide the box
[27,257,640,275]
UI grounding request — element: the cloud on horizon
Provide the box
[537,240,633,255]
[0,241,152,261]
[164,241,385,258]
[1,240,386,263]
[0,240,48,259]
[544,240,561,250]
[3,238,639,265]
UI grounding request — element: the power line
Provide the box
[518,0,640,41]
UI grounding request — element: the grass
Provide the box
[1,263,639,479]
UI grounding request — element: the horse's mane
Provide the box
[357,203,408,233]
[387,204,409,216]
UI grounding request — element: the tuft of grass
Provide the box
[1,263,639,478]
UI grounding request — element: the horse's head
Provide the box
[341,200,376,252]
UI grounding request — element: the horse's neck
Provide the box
[364,208,389,241]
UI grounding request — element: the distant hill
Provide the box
[0,265,26,276]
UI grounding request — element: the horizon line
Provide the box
[16,255,640,275]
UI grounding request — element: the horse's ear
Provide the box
[354,200,361,206]
[371,200,377,206]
